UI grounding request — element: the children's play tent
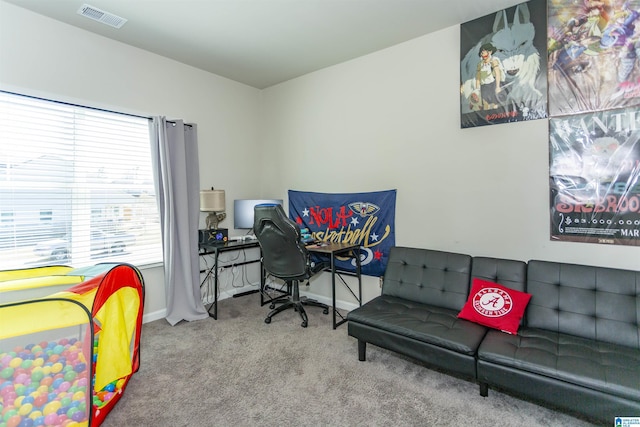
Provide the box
[0,263,145,426]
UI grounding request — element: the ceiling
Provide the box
[4,0,523,89]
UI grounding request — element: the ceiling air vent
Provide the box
[77,4,127,29]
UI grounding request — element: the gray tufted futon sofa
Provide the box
[346,246,640,423]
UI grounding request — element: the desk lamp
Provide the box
[200,188,226,230]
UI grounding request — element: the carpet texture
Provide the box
[101,293,599,427]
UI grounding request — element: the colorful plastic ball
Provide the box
[2,389,17,401]
[42,401,61,416]
[8,358,22,369]
[63,396,74,407]
[65,407,78,419]
[6,414,22,427]
[29,369,44,383]
[1,367,14,379]
[50,377,63,390]
[3,409,19,422]
[17,404,32,417]
[33,394,48,408]
[43,413,58,426]
[19,417,35,427]
[0,383,15,393]
[14,374,28,385]
[28,411,42,421]
[39,376,53,388]
[1,354,13,366]
[13,385,26,397]
[71,410,85,422]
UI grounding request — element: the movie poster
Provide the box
[288,189,396,277]
[549,107,640,245]
[460,0,548,128]
[548,0,640,116]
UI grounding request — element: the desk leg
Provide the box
[331,252,337,329]
[259,249,266,305]
[329,247,362,329]
[356,247,362,307]
[211,251,219,320]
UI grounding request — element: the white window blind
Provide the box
[0,91,163,270]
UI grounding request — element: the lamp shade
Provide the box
[200,189,225,212]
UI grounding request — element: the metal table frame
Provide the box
[199,240,261,319]
[306,242,362,329]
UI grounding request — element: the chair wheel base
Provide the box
[264,317,271,324]
[301,321,308,328]
[323,308,329,315]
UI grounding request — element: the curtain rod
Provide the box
[1,90,191,127]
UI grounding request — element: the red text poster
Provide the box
[549,107,640,245]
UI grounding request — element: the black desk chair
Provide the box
[253,204,329,327]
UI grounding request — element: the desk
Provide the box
[199,240,260,319]
[306,242,362,329]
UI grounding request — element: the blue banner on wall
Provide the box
[288,189,396,277]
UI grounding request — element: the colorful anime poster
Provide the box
[549,107,640,245]
[548,0,640,116]
[460,0,548,128]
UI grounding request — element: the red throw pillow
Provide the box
[458,278,531,334]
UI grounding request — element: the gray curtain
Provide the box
[150,117,208,325]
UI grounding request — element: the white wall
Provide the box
[2,1,639,314]
[0,1,263,319]
[261,25,640,304]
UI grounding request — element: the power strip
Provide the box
[228,235,256,242]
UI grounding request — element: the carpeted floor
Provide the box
[101,293,599,427]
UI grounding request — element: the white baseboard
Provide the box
[143,308,167,324]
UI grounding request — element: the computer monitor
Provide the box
[233,199,283,230]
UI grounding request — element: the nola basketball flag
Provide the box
[288,189,396,277]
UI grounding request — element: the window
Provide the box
[40,210,53,222]
[0,91,163,269]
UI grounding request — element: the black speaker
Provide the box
[198,228,228,245]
